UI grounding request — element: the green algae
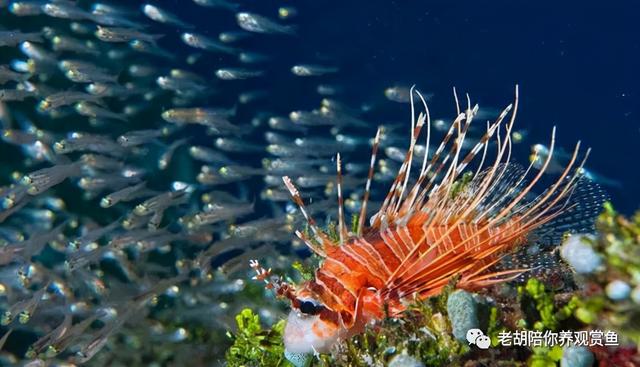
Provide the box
[226,308,292,367]
[518,279,577,331]
[225,205,640,366]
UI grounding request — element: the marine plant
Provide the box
[226,205,640,366]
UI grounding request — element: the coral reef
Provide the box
[225,204,640,366]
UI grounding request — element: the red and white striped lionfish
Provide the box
[250,86,601,355]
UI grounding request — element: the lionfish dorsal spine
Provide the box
[357,126,382,236]
[282,176,329,257]
[336,153,347,245]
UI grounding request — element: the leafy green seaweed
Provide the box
[226,309,292,367]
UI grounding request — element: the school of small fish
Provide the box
[0,0,614,366]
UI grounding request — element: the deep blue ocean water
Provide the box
[150,0,639,213]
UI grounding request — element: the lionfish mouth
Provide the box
[283,310,344,354]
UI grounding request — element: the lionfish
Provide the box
[251,86,600,355]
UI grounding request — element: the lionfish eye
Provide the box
[299,300,322,315]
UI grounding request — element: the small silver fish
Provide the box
[238,90,268,104]
[0,88,36,102]
[0,65,29,84]
[236,12,296,35]
[142,4,193,29]
[75,101,127,122]
[188,146,232,164]
[95,26,163,43]
[196,165,263,185]
[80,154,124,171]
[134,190,189,217]
[117,129,163,147]
[100,181,153,208]
[157,73,208,94]
[189,201,253,227]
[263,157,325,174]
[41,312,102,358]
[268,116,308,133]
[384,86,432,103]
[20,42,57,64]
[0,30,42,47]
[1,286,47,325]
[291,64,338,77]
[9,1,45,17]
[51,35,100,56]
[278,6,298,20]
[39,91,104,111]
[42,2,94,20]
[229,218,289,238]
[238,51,270,64]
[69,219,121,249]
[26,312,71,358]
[317,84,342,96]
[1,128,44,146]
[161,107,235,125]
[59,60,118,84]
[215,68,263,80]
[21,162,82,195]
[215,137,262,153]
[77,174,141,196]
[128,64,158,78]
[70,21,96,35]
[129,39,175,59]
[218,30,250,43]
[158,138,188,170]
[181,32,237,54]
[86,82,137,97]
[54,132,126,157]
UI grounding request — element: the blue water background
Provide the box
[151,0,639,213]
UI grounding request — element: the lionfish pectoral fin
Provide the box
[347,287,381,333]
[295,229,325,257]
[372,86,593,301]
[458,267,532,289]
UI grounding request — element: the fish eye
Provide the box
[298,299,322,315]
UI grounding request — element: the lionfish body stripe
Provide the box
[254,86,599,355]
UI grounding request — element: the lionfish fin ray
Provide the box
[336,153,347,244]
[295,230,326,257]
[376,86,595,298]
[282,176,332,254]
[357,126,382,236]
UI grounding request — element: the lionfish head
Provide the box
[283,284,346,354]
